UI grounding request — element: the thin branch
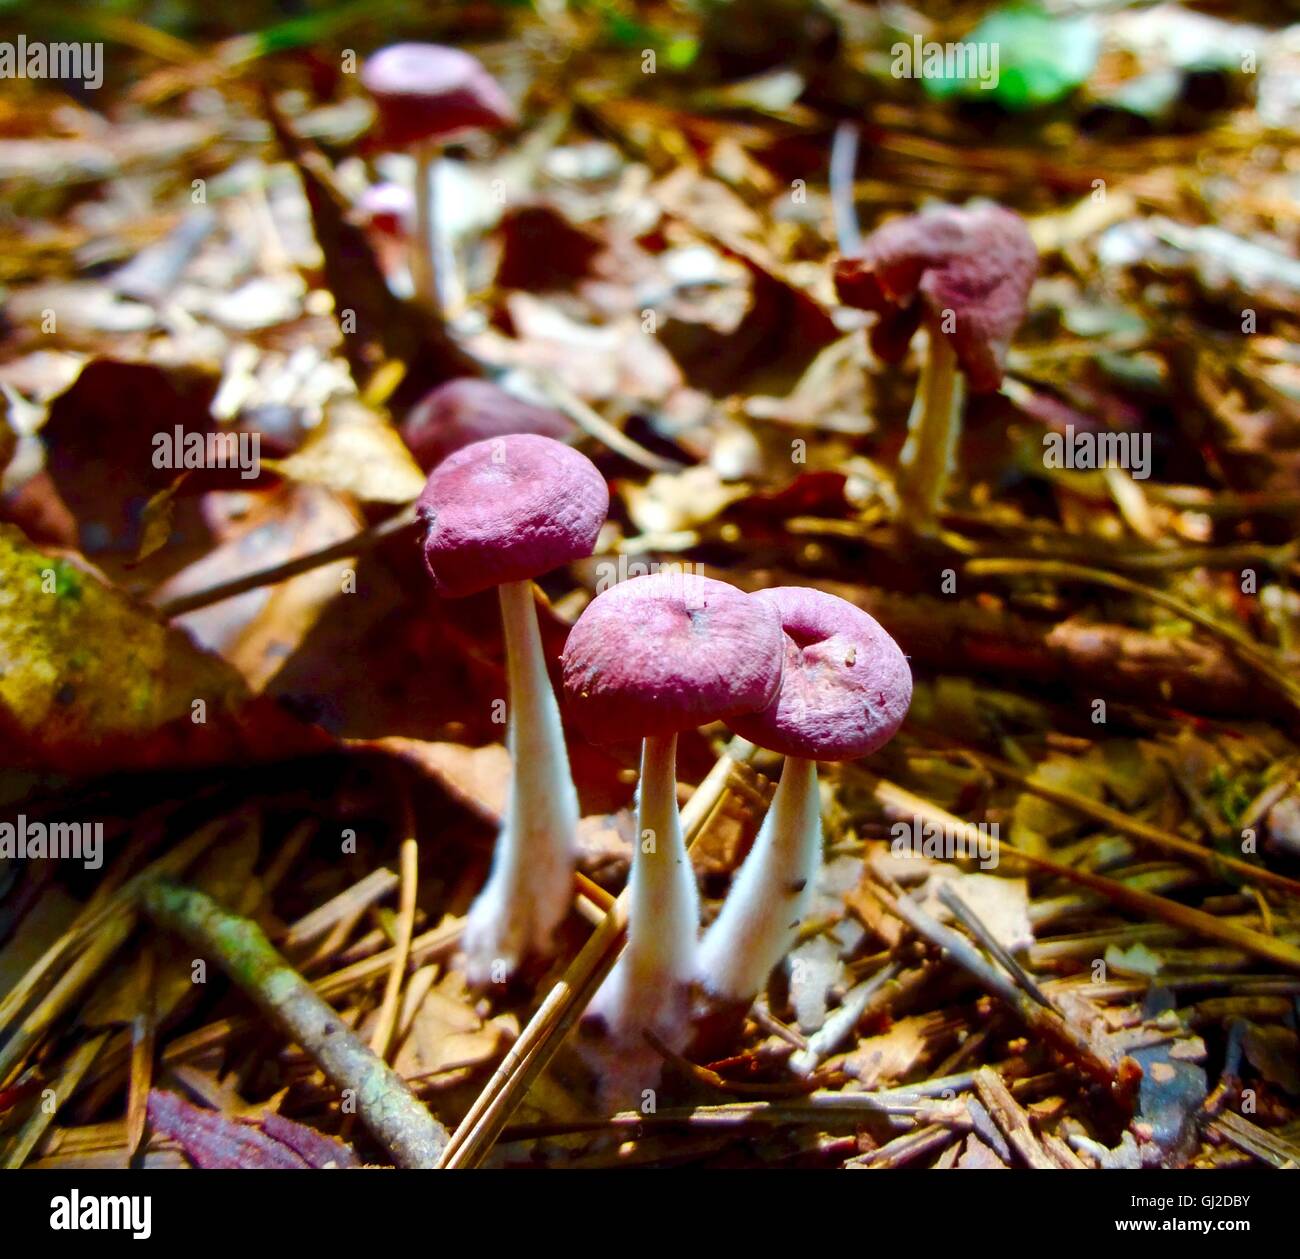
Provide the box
[957,746,1300,901]
[973,1066,1058,1170]
[870,776,1300,974]
[936,881,1055,1009]
[369,836,419,1062]
[966,557,1300,713]
[873,879,1134,1101]
[141,879,448,1168]
[153,501,420,618]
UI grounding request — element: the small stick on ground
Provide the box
[369,836,419,1062]
[1212,1112,1300,1169]
[158,916,464,1068]
[500,1091,962,1141]
[936,882,1054,1008]
[870,777,1300,973]
[141,878,448,1169]
[153,502,420,618]
[873,880,1135,1102]
[2,1033,111,1169]
[973,1066,1057,1170]
[848,1124,956,1169]
[125,947,157,1161]
[966,557,1300,713]
[958,746,1300,900]
[788,962,901,1076]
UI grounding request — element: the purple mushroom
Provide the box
[401,379,574,473]
[361,43,516,311]
[419,433,609,984]
[356,182,416,285]
[697,587,911,1006]
[356,181,414,236]
[561,573,785,1093]
[834,203,1037,533]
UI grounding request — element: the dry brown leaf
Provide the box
[267,397,425,504]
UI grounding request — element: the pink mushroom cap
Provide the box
[401,379,574,473]
[834,204,1037,393]
[357,182,415,234]
[727,587,911,761]
[361,43,516,149]
[561,574,785,744]
[418,433,608,598]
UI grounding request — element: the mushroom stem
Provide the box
[462,578,578,984]
[627,734,699,994]
[697,755,821,1003]
[894,333,964,533]
[587,733,699,1049]
[410,141,440,311]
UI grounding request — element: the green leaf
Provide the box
[922,4,1100,111]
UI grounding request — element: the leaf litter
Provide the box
[1,0,1299,1173]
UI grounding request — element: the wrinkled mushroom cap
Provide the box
[562,574,785,743]
[402,379,573,473]
[834,204,1036,393]
[419,433,608,598]
[727,587,911,760]
[361,43,516,148]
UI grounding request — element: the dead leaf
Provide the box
[267,397,425,504]
[0,524,329,771]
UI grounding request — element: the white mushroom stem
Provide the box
[410,141,441,311]
[894,333,965,533]
[628,734,699,993]
[697,755,821,1004]
[588,733,699,1043]
[462,578,578,985]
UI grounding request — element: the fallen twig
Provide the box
[1211,1112,1300,1169]
[141,879,449,1169]
[959,746,1300,901]
[872,879,1135,1102]
[871,777,1300,974]
[966,557,1300,714]
[973,1066,1058,1170]
[153,502,420,618]
[369,836,419,1062]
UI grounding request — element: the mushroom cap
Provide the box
[357,182,414,234]
[727,587,911,761]
[361,43,516,148]
[834,204,1037,393]
[401,379,573,473]
[418,433,608,598]
[561,574,785,744]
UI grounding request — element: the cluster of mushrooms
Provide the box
[419,432,911,1100]
[367,42,1039,1100]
